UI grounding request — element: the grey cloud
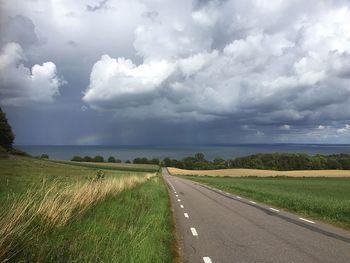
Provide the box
[141,11,159,21]
[86,0,110,12]
[2,0,350,144]
[0,15,39,48]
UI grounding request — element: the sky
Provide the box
[0,0,350,145]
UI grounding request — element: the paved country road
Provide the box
[162,168,350,263]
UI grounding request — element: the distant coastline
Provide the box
[17,144,350,161]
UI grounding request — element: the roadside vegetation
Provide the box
[55,159,160,173]
[0,156,175,262]
[180,175,350,229]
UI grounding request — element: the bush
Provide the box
[107,156,116,163]
[83,156,92,162]
[40,154,49,159]
[125,160,131,163]
[71,156,83,162]
[9,148,30,157]
[93,155,104,162]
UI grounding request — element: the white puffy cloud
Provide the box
[83,55,175,108]
[0,42,64,106]
[83,1,350,130]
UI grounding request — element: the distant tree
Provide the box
[41,154,49,159]
[115,159,122,163]
[0,107,15,150]
[213,158,226,169]
[133,157,142,164]
[151,158,160,165]
[71,156,83,162]
[108,156,116,163]
[83,156,92,162]
[93,155,104,162]
[125,160,131,163]
[194,153,205,162]
[182,156,197,169]
[163,157,172,167]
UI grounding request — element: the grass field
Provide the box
[169,167,350,177]
[53,160,160,173]
[0,156,175,262]
[180,175,350,229]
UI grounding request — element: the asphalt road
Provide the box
[162,168,350,263]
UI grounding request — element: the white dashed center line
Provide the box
[249,201,257,204]
[176,194,179,197]
[180,205,184,208]
[177,199,181,202]
[184,213,189,218]
[269,208,280,212]
[190,227,198,236]
[203,257,212,263]
[299,217,315,224]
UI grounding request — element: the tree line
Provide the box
[70,152,350,170]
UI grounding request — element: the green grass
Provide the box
[0,156,144,210]
[180,175,350,229]
[12,176,175,263]
[52,160,160,173]
[0,156,175,262]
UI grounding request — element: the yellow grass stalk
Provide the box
[0,173,155,262]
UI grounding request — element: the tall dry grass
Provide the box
[0,173,155,262]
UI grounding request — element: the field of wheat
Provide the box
[168,167,350,177]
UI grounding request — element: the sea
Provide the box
[16,144,350,161]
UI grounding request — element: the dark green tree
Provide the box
[83,156,92,162]
[40,154,49,159]
[162,157,172,167]
[108,156,116,162]
[93,155,104,162]
[71,156,83,162]
[194,152,205,162]
[0,107,15,150]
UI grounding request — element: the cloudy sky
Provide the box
[1,0,350,145]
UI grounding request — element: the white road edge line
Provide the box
[190,227,198,236]
[180,205,184,208]
[177,199,181,202]
[167,180,176,191]
[236,196,242,199]
[203,257,212,263]
[299,217,315,224]
[269,208,280,212]
[184,213,189,218]
[249,201,257,204]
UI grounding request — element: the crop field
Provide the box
[168,167,350,177]
[0,156,174,262]
[53,160,160,173]
[180,175,350,229]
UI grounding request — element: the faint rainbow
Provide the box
[75,134,101,145]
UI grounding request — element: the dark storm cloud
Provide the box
[1,0,350,144]
[0,15,39,47]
